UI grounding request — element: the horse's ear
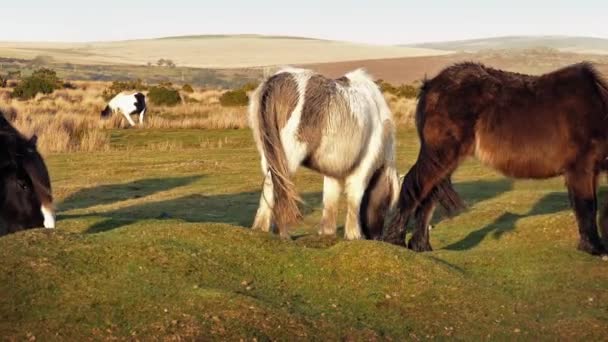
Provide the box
[29,134,38,147]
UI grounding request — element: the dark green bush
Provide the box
[148,86,181,106]
[219,89,249,107]
[102,79,147,101]
[181,83,194,93]
[11,68,62,100]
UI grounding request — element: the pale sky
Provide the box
[2,0,608,44]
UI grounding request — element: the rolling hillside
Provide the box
[0,35,451,68]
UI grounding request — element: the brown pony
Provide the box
[383,62,608,256]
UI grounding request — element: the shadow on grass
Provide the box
[62,189,322,234]
[60,175,203,211]
[444,191,573,251]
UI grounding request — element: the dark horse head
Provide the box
[0,112,55,234]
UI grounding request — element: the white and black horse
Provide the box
[0,111,55,234]
[101,92,147,127]
[249,67,399,240]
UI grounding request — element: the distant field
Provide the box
[307,49,608,84]
[0,35,451,68]
[408,35,608,55]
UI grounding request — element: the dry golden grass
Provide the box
[0,82,249,153]
[384,93,417,126]
[0,80,414,154]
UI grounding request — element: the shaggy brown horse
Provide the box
[383,62,608,255]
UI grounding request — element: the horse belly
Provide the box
[306,125,367,178]
[474,134,569,179]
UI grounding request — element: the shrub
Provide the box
[376,79,419,99]
[148,85,181,106]
[182,84,194,93]
[102,79,147,101]
[241,82,258,92]
[11,68,62,100]
[219,89,248,107]
[7,70,21,80]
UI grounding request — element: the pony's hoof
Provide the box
[382,234,407,247]
[407,239,433,252]
[577,240,606,256]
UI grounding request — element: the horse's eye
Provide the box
[18,181,29,190]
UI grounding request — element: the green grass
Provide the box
[1,128,607,340]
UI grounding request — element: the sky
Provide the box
[2,0,608,45]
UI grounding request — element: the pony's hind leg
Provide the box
[566,169,606,255]
[252,172,274,232]
[319,176,342,236]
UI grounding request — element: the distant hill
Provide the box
[0,35,451,68]
[407,36,608,55]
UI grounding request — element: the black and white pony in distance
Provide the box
[0,111,55,234]
[101,92,147,127]
[249,67,400,240]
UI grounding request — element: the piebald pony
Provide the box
[249,67,399,240]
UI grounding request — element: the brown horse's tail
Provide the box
[254,83,302,228]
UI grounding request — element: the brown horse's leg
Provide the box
[384,149,460,246]
[408,195,437,252]
[600,198,608,249]
[566,170,606,255]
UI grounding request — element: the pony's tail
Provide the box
[255,85,302,228]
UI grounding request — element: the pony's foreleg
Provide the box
[566,169,605,255]
[122,110,136,127]
[252,172,274,232]
[319,177,342,236]
[408,195,437,252]
[139,107,146,125]
[384,150,460,246]
[344,172,372,240]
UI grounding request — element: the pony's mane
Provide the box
[344,68,375,84]
[274,66,311,76]
[581,62,608,116]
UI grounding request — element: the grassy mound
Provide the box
[0,128,607,340]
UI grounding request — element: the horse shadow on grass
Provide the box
[60,182,322,233]
[442,186,608,251]
[60,175,203,211]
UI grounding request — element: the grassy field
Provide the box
[1,128,607,340]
